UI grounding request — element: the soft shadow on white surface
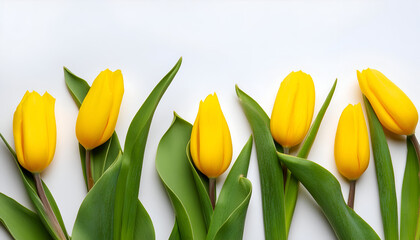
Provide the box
[0,1,419,239]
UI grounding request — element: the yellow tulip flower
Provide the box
[13,91,56,173]
[190,93,233,178]
[335,104,370,180]
[76,69,124,150]
[357,68,418,135]
[270,71,315,148]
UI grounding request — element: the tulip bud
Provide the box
[357,68,418,135]
[76,69,124,150]
[334,104,370,180]
[13,91,56,173]
[190,93,233,178]
[270,71,315,148]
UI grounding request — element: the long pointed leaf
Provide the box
[156,114,207,240]
[285,79,337,233]
[0,134,69,240]
[186,143,213,229]
[278,153,380,240]
[206,136,253,240]
[363,96,399,240]
[72,153,122,240]
[401,136,420,240]
[0,192,51,240]
[114,58,182,240]
[235,85,286,240]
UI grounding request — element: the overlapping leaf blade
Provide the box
[235,85,286,240]
[113,58,182,240]
[277,153,380,240]
[186,143,213,229]
[0,192,51,240]
[285,79,337,233]
[0,134,69,240]
[72,153,123,240]
[363,96,399,240]
[401,137,420,240]
[156,115,207,240]
[206,136,253,240]
[64,67,122,187]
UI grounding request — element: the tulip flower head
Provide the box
[190,93,233,178]
[270,71,315,148]
[357,68,418,135]
[76,69,124,150]
[13,91,56,173]
[335,104,370,180]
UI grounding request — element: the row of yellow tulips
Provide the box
[9,66,418,239]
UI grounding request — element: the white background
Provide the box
[1,0,419,239]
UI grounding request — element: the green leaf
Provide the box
[0,134,69,240]
[64,67,122,188]
[156,114,207,240]
[72,153,123,240]
[285,79,337,233]
[206,136,253,240]
[363,96,399,240]
[401,136,420,240]
[277,153,380,240]
[235,85,286,240]
[0,192,52,240]
[114,57,182,240]
[186,142,213,229]
[169,222,182,240]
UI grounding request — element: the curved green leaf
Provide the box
[285,79,337,233]
[64,67,122,188]
[186,143,213,229]
[363,96,398,240]
[156,114,207,240]
[114,58,182,240]
[72,153,123,240]
[277,153,380,240]
[206,136,253,240]
[235,85,286,240]
[401,136,420,240]
[169,222,182,240]
[0,192,51,240]
[0,134,69,240]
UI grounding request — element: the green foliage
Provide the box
[363,96,399,240]
[277,153,380,240]
[235,85,286,240]
[0,192,51,240]
[401,136,420,240]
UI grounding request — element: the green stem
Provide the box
[347,180,356,209]
[86,149,94,191]
[209,178,216,209]
[34,173,67,240]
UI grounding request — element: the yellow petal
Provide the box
[99,70,124,144]
[190,93,232,178]
[21,92,50,172]
[13,91,29,169]
[358,68,418,135]
[43,92,56,166]
[335,104,370,180]
[76,69,114,149]
[270,71,315,148]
